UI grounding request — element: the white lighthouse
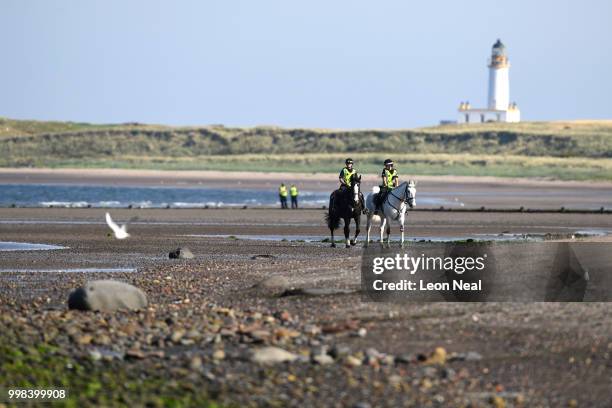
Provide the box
[458,39,520,123]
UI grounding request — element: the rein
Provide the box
[383,184,412,219]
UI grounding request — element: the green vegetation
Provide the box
[0,337,218,407]
[1,117,611,180]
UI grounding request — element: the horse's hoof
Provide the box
[350,240,356,246]
[345,244,351,248]
[331,243,336,248]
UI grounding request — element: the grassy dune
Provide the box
[1,117,611,180]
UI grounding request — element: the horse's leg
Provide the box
[399,214,406,248]
[365,214,371,248]
[351,213,360,246]
[379,217,386,247]
[386,218,391,248]
[344,217,351,248]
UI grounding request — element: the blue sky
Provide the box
[1,0,611,128]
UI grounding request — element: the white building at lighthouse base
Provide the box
[457,102,520,124]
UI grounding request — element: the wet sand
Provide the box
[1,208,611,406]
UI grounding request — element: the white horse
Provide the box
[364,180,416,247]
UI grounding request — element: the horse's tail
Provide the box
[325,192,342,230]
[324,211,341,231]
[372,186,380,194]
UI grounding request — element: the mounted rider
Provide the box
[338,158,356,192]
[337,158,364,208]
[374,159,399,211]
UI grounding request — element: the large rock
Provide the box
[68,280,148,312]
[169,247,194,259]
[253,276,290,289]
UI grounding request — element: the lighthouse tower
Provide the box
[457,39,520,123]
[488,39,510,110]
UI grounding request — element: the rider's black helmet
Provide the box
[345,158,354,165]
[384,159,394,166]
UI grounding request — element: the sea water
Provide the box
[0,184,460,208]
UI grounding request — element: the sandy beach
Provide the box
[1,207,611,406]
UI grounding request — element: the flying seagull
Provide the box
[105,212,130,239]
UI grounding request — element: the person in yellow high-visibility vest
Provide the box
[279,183,288,209]
[290,184,299,209]
[375,158,399,211]
[338,158,356,191]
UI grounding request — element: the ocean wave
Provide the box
[40,201,89,208]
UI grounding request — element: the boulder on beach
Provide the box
[250,275,292,297]
[169,247,194,259]
[251,347,297,364]
[68,280,148,312]
[254,275,290,289]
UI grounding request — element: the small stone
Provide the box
[212,349,225,360]
[440,367,456,380]
[189,356,203,370]
[424,347,447,365]
[365,348,382,359]
[275,328,300,339]
[277,311,292,322]
[251,347,297,364]
[420,378,433,390]
[185,330,201,340]
[169,247,194,259]
[388,375,402,385]
[75,334,93,345]
[356,327,367,337]
[330,345,351,359]
[250,330,271,341]
[125,349,146,359]
[345,355,362,367]
[490,396,505,408]
[421,367,437,379]
[395,354,412,364]
[220,328,236,337]
[170,329,186,343]
[450,351,483,362]
[303,324,321,336]
[312,353,334,365]
[89,349,102,361]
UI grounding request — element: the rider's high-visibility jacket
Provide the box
[290,185,298,197]
[340,167,356,186]
[382,168,398,189]
[279,185,288,197]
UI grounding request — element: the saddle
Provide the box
[373,189,390,212]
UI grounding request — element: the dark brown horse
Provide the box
[325,173,363,248]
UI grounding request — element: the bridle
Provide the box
[384,183,414,217]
